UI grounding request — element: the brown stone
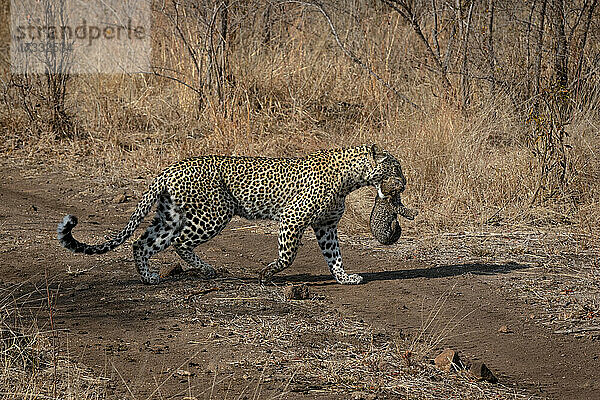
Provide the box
[284,284,310,300]
[469,361,498,383]
[434,348,465,372]
[498,325,512,333]
[113,193,128,204]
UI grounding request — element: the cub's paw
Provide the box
[400,207,418,221]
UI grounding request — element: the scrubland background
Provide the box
[1,0,599,234]
[1,2,600,398]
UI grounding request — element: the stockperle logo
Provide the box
[11,0,151,74]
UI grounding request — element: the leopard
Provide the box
[58,144,410,285]
[370,177,418,245]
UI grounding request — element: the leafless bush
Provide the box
[3,0,74,139]
[526,84,573,203]
[1,0,599,232]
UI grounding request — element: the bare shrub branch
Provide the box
[278,0,423,111]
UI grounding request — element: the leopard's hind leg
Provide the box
[132,194,183,284]
[171,194,235,278]
[258,220,305,284]
[173,245,217,278]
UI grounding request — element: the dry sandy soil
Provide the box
[1,159,599,399]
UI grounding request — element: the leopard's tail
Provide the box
[57,178,165,255]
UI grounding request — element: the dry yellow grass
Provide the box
[1,0,599,236]
[0,284,108,399]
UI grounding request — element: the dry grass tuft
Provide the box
[164,277,536,399]
[0,283,108,399]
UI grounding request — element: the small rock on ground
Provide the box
[469,361,498,383]
[113,193,128,203]
[434,348,465,372]
[74,283,91,291]
[284,284,310,300]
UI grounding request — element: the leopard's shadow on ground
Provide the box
[280,261,530,284]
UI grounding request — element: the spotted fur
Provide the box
[370,195,403,245]
[58,144,408,285]
[370,178,418,245]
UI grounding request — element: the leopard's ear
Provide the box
[370,144,388,163]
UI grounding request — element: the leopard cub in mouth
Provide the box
[370,178,418,245]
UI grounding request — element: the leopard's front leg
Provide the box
[313,223,363,284]
[259,221,305,284]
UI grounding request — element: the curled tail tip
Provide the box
[58,215,78,235]
[57,215,79,249]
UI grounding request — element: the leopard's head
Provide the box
[366,144,407,198]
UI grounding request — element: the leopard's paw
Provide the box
[339,273,363,285]
[259,262,277,286]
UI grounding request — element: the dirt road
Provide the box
[1,161,599,399]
